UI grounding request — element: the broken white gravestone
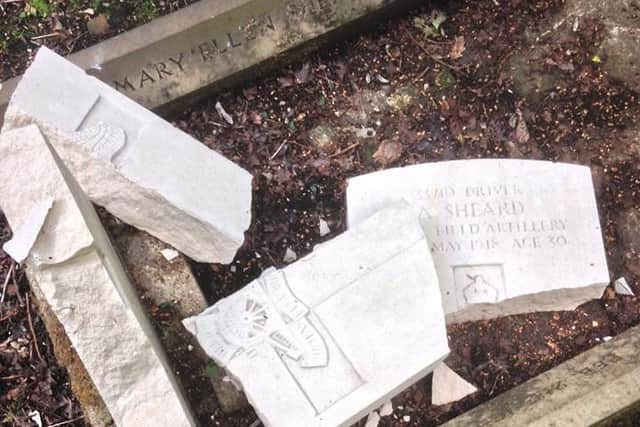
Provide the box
[2,47,252,263]
[184,206,449,427]
[347,160,610,323]
[0,125,194,426]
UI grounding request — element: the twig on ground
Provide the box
[0,262,14,304]
[329,141,361,158]
[424,38,455,45]
[270,140,288,160]
[25,292,44,363]
[31,33,59,41]
[47,416,85,427]
[406,31,467,73]
[414,65,431,82]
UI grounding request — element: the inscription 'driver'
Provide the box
[110,0,339,94]
[420,183,571,254]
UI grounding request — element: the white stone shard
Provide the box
[431,363,478,406]
[319,218,330,237]
[161,248,180,262]
[2,196,53,263]
[283,247,297,263]
[379,400,393,417]
[0,125,194,426]
[2,47,252,263]
[614,277,635,297]
[184,206,449,427]
[364,411,381,427]
[347,160,610,323]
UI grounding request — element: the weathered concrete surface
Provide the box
[443,324,640,427]
[0,0,418,120]
[113,227,208,317]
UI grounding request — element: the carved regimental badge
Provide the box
[185,267,329,368]
[72,122,126,162]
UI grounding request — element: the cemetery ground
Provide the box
[0,0,199,81]
[1,0,639,426]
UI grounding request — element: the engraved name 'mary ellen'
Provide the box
[112,14,276,93]
[110,0,340,94]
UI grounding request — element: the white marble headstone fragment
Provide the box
[184,206,449,427]
[2,196,53,263]
[347,160,610,323]
[2,47,252,263]
[0,125,194,426]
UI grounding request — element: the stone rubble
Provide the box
[378,401,393,417]
[2,47,252,264]
[0,124,194,426]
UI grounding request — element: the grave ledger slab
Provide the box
[0,0,416,118]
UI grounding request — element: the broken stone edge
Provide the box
[4,48,252,264]
[0,125,196,426]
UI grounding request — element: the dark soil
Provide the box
[0,0,199,81]
[0,214,85,426]
[172,0,639,425]
[1,0,639,426]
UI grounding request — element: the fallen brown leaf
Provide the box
[87,15,110,36]
[450,36,466,60]
[373,140,403,166]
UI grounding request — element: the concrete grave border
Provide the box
[0,0,420,121]
[443,324,640,426]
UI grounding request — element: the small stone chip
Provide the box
[364,411,381,427]
[160,248,180,262]
[614,277,635,297]
[379,400,393,417]
[283,247,297,263]
[319,218,331,237]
